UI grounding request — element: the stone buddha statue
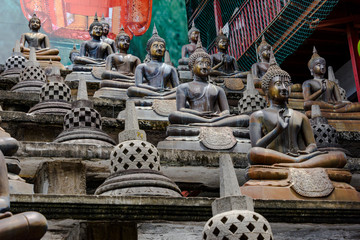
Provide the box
[248,52,346,168]
[302,47,360,117]
[169,39,249,127]
[251,36,271,88]
[93,27,141,99]
[73,13,113,66]
[100,14,117,53]
[126,25,179,99]
[20,13,63,69]
[178,21,200,67]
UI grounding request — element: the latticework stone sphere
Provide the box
[311,123,338,147]
[5,55,26,70]
[202,210,273,240]
[110,140,160,174]
[63,107,101,130]
[40,82,71,102]
[238,94,267,114]
[19,66,46,82]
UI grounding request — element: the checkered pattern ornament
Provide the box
[63,107,101,130]
[110,140,160,173]
[40,82,71,102]
[310,121,338,148]
[238,94,267,114]
[5,55,26,70]
[19,66,46,82]
[203,210,273,240]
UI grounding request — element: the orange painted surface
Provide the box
[20,0,153,40]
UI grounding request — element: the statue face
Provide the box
[190,31,199,42]
[218,38,228,51]
[312,60,326,76]
[102,24,110,35]
[117,35,130,50]
[150,41,165,58]
[193,57,211,77]
[91,25,103,37]
[29,18,41,30]
[268,75,291,102]
[261,46,271,60]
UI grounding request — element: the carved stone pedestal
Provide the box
[241,166,360,201]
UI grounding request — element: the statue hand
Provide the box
[0,212,12,220]
[277,108,290,130]
[297,149,310,155]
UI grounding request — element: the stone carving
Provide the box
[152,99,177,117]
[202,210,273,240]
[199,127,237,150]
[238,73,267,114]
[290,168,334,198]
[95,140,181,197]
[0,41,27,78]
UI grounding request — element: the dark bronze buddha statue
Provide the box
[251,36,271,87]
[100,14,117,53]
[248,52,346,168]
[169,39,249,127]
[178,21,200,66]
[126,25,179,99]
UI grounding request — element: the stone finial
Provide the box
[94,12,99,22]
[219,154,241,198]
[164,50,172,66]
[328,66,337,83]
[12,40,22,56]
[77,76,88,101]
[118,100,146,142]
[153,23,158,35]
[311,105,322,119]
[26,47,40,67]
[245,72,256,93]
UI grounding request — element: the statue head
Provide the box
[189,37,212,76]
[69,44,80,63]
[308,46,326,76]
[257,36,271,61]
[29,13,41,31]
[115,26,131,51]
[100,14,110,36]
[215,29,229,51]
[188,21,200,43]
[262,51,291,102]
[146,24,166,58]
[89,13,103,38]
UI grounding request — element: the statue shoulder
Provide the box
[302,79,316,87]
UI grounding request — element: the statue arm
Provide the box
[105,54,115,70]
[43,35,51,49]
[302,81,323,101]
[300,115,317,153]
[233,58,239,71]
[170,67,180,88]
[134,65,159,91]
[217,88,230,116]
[212,55,224,71]
[333,84,343,102]
[181,45,187,58]
[20,34,26,48]
[79,42,87,57]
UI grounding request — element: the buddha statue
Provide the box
[169,39,249,127]
[20,13,63,69]
[73,13,113,66]
[66,44,80,71]
[302,47,360,118]
[178,21,200,67]
[0,130,47,240]
[93,27,141,99]
[251,36,271,88]
[238,52,360,201]
[126,25,179,99]
[100,14,117,53]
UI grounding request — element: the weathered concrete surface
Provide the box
[34,161,86,194]
[138,222,204,240]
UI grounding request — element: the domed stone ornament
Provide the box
[238,73,267,114]
[11,47,46,93]
[54,76,115,146]
[1,41,27,78]
[202,210,273,240]
[95,140,182,197]
[28,64,72,115]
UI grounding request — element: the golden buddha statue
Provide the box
[248,52,346,168]
[127,25,179,99]
[20,13,63,69]
[73,13,113,66]
[302,47,360,117]
[169,39,249,127]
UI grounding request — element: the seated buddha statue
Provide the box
[210,30,247,78]
[127,25,179,99]
[100,14,117,53]
[73,13,113,66]
[248,52,346,168]
[251,36,271,88]
[178,21,200,67]
[302,47,360,117]
[20,13,62,68]
[169,39,249,127]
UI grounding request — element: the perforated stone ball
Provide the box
[311,123,338,147]
[40,82,71,102]
[110,140,160,173]
[238,94,267,114]
[19,66,46,82]
[202,210,273,240]
[5,55,26,70]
